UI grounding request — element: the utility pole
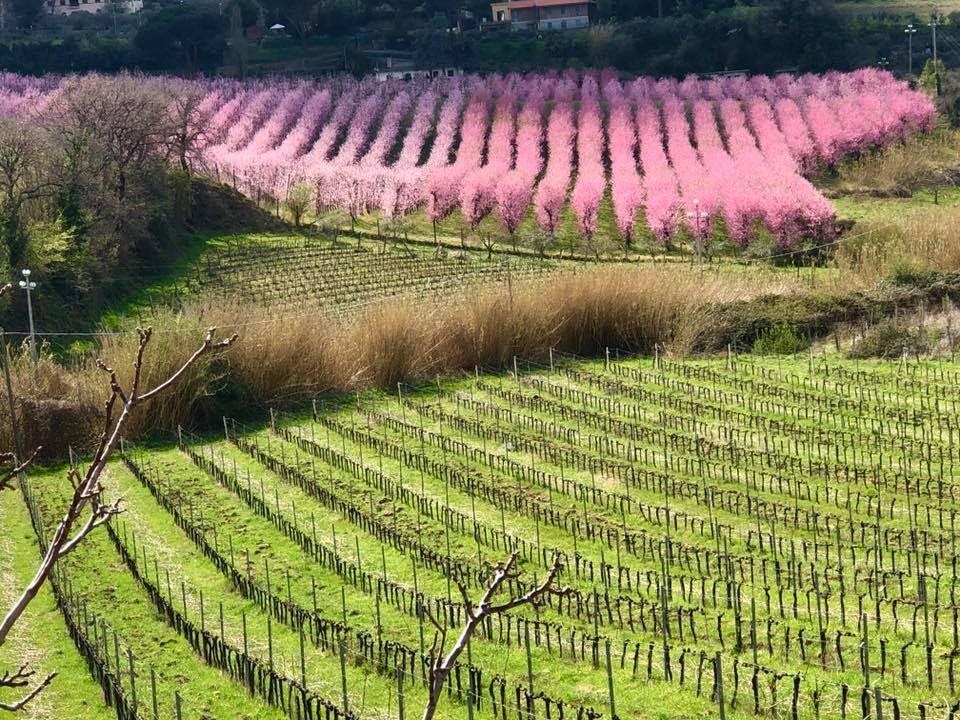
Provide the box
[930,12,941,95]
[905,23,917,74]
[0,329,22,460]
[17,269,37,372]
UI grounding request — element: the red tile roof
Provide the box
[507,0,592,8]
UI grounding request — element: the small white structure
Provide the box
[374,65,462,82]
[47,0,142,15]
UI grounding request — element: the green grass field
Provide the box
[10,349,960,719]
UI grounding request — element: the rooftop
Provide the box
[503,0,594,7]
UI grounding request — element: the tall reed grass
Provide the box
[4,266,796,456]
[829,127,960,196]
[834,207,960,286]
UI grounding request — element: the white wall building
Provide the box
[47,0,142,16]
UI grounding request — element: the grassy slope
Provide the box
[831,186,960,222]
[834,0,959,15]
[0,493,115,720]
[15,348,960,718]
[14,441,736,719]
[21,465,290,720]
[27,351,960,718]
[97,233,214,330]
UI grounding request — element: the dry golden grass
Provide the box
[207,265,797,400]
[834,207,960,286]
[829,127,960,196]
[2,265,800,457]
[1,315,218,454]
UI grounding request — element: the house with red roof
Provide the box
[489,0,594,31]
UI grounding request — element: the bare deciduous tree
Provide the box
[0,121,54,209]
[45,74,171,207]
[478,232,498,261]
[165,82,215,176]
[0,325,236,711]
[421,552,568,720]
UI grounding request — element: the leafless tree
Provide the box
[165,82,215,176]
[0,325,236,711]
[0,121,54,209]
[44,74,171,206]
[421,552,568,720]
[478,232,498,261]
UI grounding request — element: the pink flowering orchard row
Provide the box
[605,82,643,245]
[532,77,576,235]
[5,69,934,247]
[570,76,605,242]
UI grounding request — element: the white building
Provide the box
[489,0,593,31]
[373,56,463,82]
[47,0,142,16]
[375,67,463,81]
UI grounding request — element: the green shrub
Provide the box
[752,322,808,355]
[888,261,941,289]
[848,317,931,359]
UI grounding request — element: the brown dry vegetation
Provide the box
[3,266,798,456]
[15,195,960,459]
[834,206,960,286]
[825,127,960,198]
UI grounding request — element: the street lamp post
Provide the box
[878,56,890,70]
[18,269,37,370]
[930,14,941,95]
[905,23,917,75]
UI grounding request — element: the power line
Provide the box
[742,222,898,263]
[932,25,960,58]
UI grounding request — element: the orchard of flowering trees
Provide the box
[0,68,935,249]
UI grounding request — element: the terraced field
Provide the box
[12,351,960,719]
[129,235,569,318]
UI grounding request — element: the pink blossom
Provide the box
[15,69,925,249]
[570,76,605,241]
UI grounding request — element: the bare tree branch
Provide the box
[421,552,568,720]
[0,326,236,712]
[0,666,56,712]
[0,448,40,493]
[136,327,237,404]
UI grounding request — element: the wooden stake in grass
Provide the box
[150,667,158,720]
[127,648,137,711]
[299,624,307,687]
[714,651,726,720]
[604,638,617,720]
[466,637,475,720]
[267,616,274,671]
[338,633,349,714]
[524,620,534,699]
